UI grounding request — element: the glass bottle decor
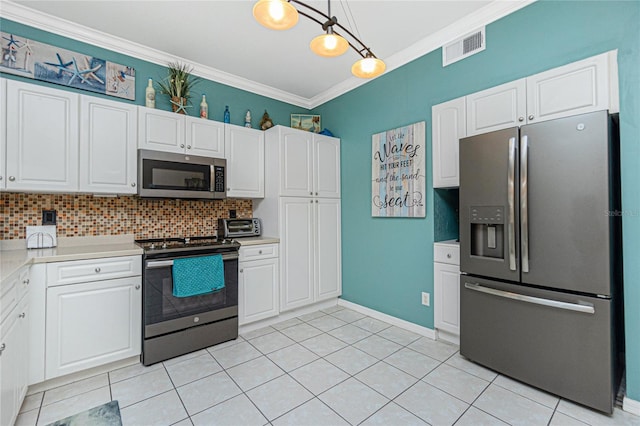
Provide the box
[245,110,251,128]
[200,95,208,119]
[145,78,155,108]
[224,106,230,123]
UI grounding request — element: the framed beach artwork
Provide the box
[371,121,426,218]
[291,114,321,133]
[1,32,135,100]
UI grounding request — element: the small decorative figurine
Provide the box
[245,110,252,128]
[259,110,274,130]
[224,105,230,123]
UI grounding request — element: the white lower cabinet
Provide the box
[44,256,142,380]
[279,197,341,312]
[434,242,460,341]
[0,267,30,426]
[238,244,279,325]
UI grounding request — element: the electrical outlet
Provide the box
[421,292,430,306]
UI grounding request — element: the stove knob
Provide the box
[185,238,190,244]
[162,242,168,249]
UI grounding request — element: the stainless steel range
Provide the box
[136,236,240,366]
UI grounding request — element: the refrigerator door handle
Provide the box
[464,282,595,314]
[520,135,530,273]
[508,137,517,271]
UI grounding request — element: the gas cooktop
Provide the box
[135,236,240,253]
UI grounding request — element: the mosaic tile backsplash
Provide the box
[1,193,252,240]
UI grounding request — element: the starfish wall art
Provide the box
[1,32,135,100]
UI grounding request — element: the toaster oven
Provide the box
[218,218,262,238]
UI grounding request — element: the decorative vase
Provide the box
[171,96,188,114]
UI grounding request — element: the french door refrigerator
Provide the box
[459,110,623,414]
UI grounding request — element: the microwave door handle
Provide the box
[210,165,215,192]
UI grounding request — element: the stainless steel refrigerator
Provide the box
[459,110,623,414]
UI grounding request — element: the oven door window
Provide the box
[142,159,212,192]
[144,256,238,325]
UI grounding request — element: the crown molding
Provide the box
[1,0,535,110]
[0,1,313,109]
[309,0,536,108]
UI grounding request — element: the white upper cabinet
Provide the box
[6,80,79,192]
[466,79,526,136]
[279,127,314,197]
[432,97,466,188]
[186,117,225,157]
[225,124,265,198]
[138,106,224,157]
[79,96,137,194]
[138,107,185,153]
[314,134,341,198]
[275,126,340,198]
[526,51,612,123]
[0,78,6,190]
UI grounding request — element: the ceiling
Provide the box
[3,1,532,108]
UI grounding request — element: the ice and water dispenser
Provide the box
[470,206,504,259]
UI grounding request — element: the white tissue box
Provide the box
[26,225,57,249]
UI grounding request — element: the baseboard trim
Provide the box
[239,299,338,334]
[337,299,437,340]
[27,356,139,395]
[623,396,640,416]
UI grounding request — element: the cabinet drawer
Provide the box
[434,244,460,265]
[239,244,278,261]
[47,256,142,287]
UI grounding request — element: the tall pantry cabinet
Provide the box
[254,126,341,312]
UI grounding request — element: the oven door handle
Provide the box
[146,253,239,269]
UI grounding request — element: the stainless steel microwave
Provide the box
[138,149,226,199]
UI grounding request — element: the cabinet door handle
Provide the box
[310,191,313,195]
[23,279,30,285]
[19,313,26,318]
[315,200,318,203]
[528,114,535,120]
[135,285,141,290]
[95,267,101,273]
[0,343,5,355]
[315,192,318,196]
[518,116,524,122]
[187,145,192,149]
[9,176,15,181]
[131,182,136,187]
[258,250,263,254]
[180,144,185,148]
[446,253,452,259]
[239,269,244,273]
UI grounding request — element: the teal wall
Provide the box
[2,0,640,403]
[314,0,640,401]
[0,18,309,125]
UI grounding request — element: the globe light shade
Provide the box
[351,56,386,78]
[310,33,349,57]
[253,0,299,30]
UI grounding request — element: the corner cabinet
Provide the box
[79,96,137,193]
[225,124,265,198]
[138,106,225,157]
[433,241,460,344]
[238,244,279,325]
[432,97,466,188]
[254,126,341,313]
[5,79,79,192]
[44,256,142,379]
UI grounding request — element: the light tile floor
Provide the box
[15,305,640,426]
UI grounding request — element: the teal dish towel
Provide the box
[172,255,225,298]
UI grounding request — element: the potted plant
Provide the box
[156,62,201,114]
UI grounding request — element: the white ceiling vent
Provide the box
[442,27,486,67]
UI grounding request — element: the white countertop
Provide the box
[236,236,280,246]
[1,235,143,284]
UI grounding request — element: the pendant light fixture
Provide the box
[253,0,299,30]
[253,0,385,78]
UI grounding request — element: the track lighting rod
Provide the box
[289,0,378,60]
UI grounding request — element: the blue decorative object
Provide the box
[224,105,230,123]
[319,128,334,136]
